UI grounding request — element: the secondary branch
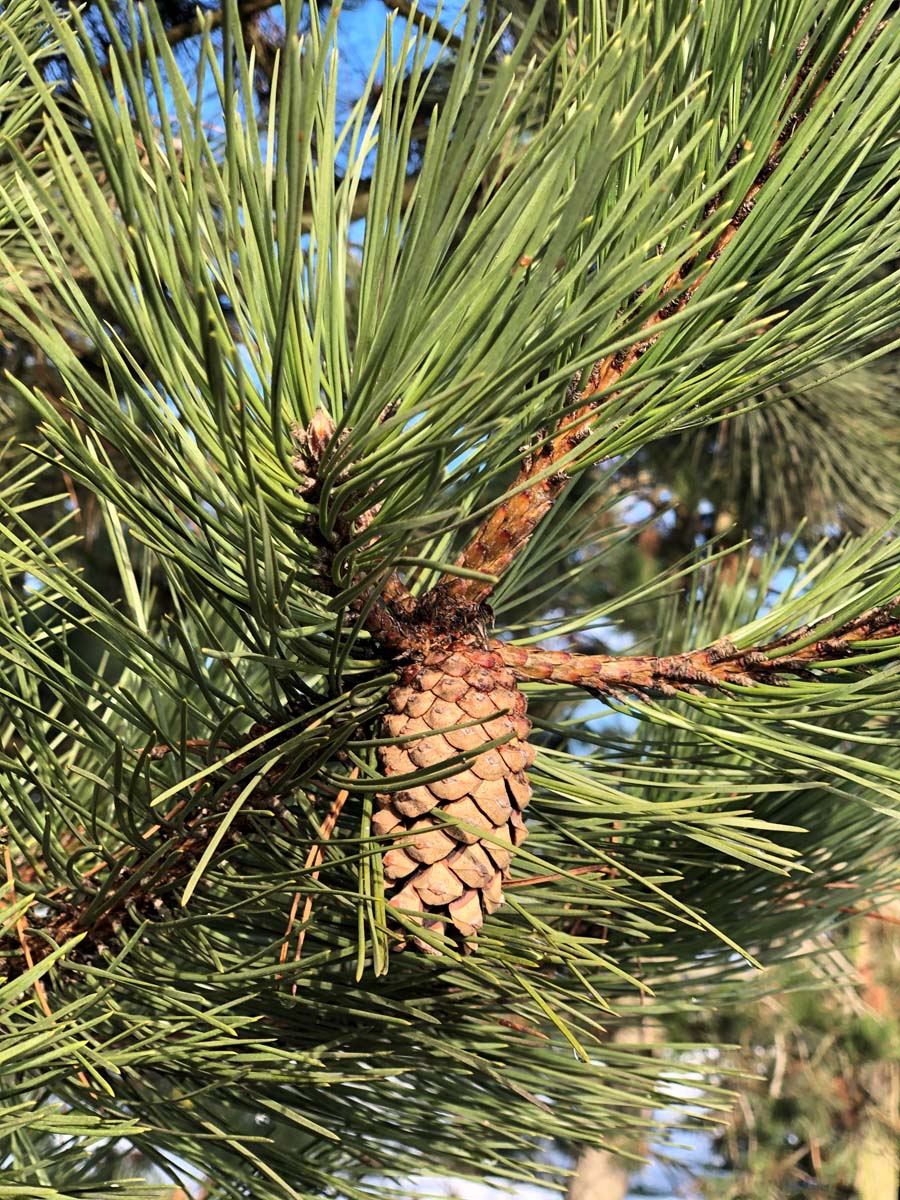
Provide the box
[498,597,900,699]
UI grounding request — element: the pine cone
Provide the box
[376,641,534,951]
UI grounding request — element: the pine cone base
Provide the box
[377,642,534,951]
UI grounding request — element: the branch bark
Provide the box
[497,597,900,699]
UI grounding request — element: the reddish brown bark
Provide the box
[497,598,900,698]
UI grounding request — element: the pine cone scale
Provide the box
[378,640,534,951]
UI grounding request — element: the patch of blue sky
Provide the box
[23,572,46,593]
[760,563,806,616]
[250,1,471,190]
[236,338,265,398]
[622,496,656,524]
[322,1,467,111]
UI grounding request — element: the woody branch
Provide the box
[5,718,307,974]
[497,598,900,699]
[431,5,881,611]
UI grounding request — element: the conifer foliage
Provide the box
[3,1,900,1195]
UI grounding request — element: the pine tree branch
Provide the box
[381,0,465,53]
[497,597,900,699]
[96,0,282,78]
[280,767,356,973]
[437,5,884,607]
[6,717,308,974]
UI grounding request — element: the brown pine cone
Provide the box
[376,641,534,951]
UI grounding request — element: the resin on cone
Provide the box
[376,639,534,951]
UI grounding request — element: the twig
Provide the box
[497,597,900,698]
[3,845,51,1019]
[437,6,883,607]
[505,861,613,889]
[291,409,417,648]
[382,0,466,52]
[497,1014,549,1039]
[770,1029,788,1099]
[3,845,96,1091]
[280,768,357,974]
[9,717,312,969]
